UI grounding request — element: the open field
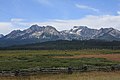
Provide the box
[0,49,120,70]
[0,50,120,79]
[0,71,120,80]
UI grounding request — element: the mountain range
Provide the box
[0,24,120,47]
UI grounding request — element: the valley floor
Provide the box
[0,49,120,80]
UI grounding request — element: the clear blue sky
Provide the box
[0,0,119,22]
[0,0,120,34]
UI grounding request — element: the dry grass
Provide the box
[0,71,120,80]
[54,54,120,61]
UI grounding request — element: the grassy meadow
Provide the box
[0,49,120,70]
[0,49,120,80]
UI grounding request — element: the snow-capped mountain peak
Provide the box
[4,25,60,40]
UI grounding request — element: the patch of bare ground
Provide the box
[54,54,120,61]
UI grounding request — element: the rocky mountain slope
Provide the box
[0,34,4,38]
